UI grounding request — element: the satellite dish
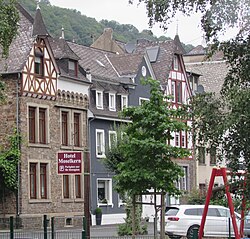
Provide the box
[125,43,136,53]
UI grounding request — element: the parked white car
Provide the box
[158,204,241,239]
[244,211,250,237]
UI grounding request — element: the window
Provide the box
[73,113,80,147]
[97,179,112,205]
[30,163,37,199]
[198,146,206,164]
[177,81,182,103]
[181,131,186,148]
[40,163,47,199]
[173,55,179,70]
[96,129,105,157]
[62,175,83,199]
[75,175,82,198]
[29,107,36,143]
[68,60,77,77]
[29,162,49,199]
[60,109,83,147]
[175,132,180,147]
[176,166,188,191]
[171,81,176,102]
[96,91,103,109]
[139,97,149,105]
[34,47,43,76]
[28,106,48,144]
[210,147,216,165]
[63,175,70,199]
[109,131,117,149]
[39,108,46,144]
[118,193,127,206]
[61,111,69,146]
[109,93,116,111]
[121,95,128,110]
[199,183,206,196]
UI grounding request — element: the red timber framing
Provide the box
[198,167,244,239]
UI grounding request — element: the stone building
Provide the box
[0,4,91,229]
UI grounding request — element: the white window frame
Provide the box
[175,132,180,147]
[171,81,176,102]
[139,97,149,105]
[96,129,105,158]
[109,93,116,111]
[96,91,103,109]
[97,178,113,206]
[121,95,128,110]
[181,131,186,148]
[118,193,127,207]
[109,130,117,149]
[68,60,75,71]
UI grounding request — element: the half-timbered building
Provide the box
[0,4,90,229]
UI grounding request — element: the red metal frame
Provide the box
[198,167,242,239]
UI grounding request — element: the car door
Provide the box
[204,208,227,237]
[217,208,238,237]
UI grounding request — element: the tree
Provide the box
[105,78,191,236]
[129,0,250,208]
[0,0,19,58]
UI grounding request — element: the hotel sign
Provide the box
[57,152,82,174]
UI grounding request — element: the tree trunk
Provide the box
[160,192,166,239]
[132,194,136,239]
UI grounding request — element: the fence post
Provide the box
[51,217,54,239]
[10,216,14,239]
[82,216,86,239]
[43,215,48,239]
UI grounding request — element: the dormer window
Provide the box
[173,55,179,71]
[96,91,103,109]
[121,95,128,110]
[68,60,77,77]
[109,93,116,111]
[34,47,43,76]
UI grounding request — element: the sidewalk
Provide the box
[90,222,155,237]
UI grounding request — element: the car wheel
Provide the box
[187,225,200,239]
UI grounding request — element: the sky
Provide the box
[49,0,205,46]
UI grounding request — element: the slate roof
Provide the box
[185,61,228,95]
[134,40,176,82]
[186,45,206,56]
[68,42,119,82]
[0,4,34,73]
[48,37,80,60]
[108,53,144,76]
[32,5,50,36]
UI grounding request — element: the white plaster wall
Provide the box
[58,78,89,96]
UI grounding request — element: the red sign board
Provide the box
[57,152,82,174]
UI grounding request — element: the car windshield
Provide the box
[165,207,179,216]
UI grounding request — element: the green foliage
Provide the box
[118,196,147,236]
[105,78,191,197]
[184,189,206,205]
[18,0,194,50]
[0,78,6,103]
[0,129,21,192]
[0,0,19,57]
[94,207,102,215]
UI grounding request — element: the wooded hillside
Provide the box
[18,0,194,52]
